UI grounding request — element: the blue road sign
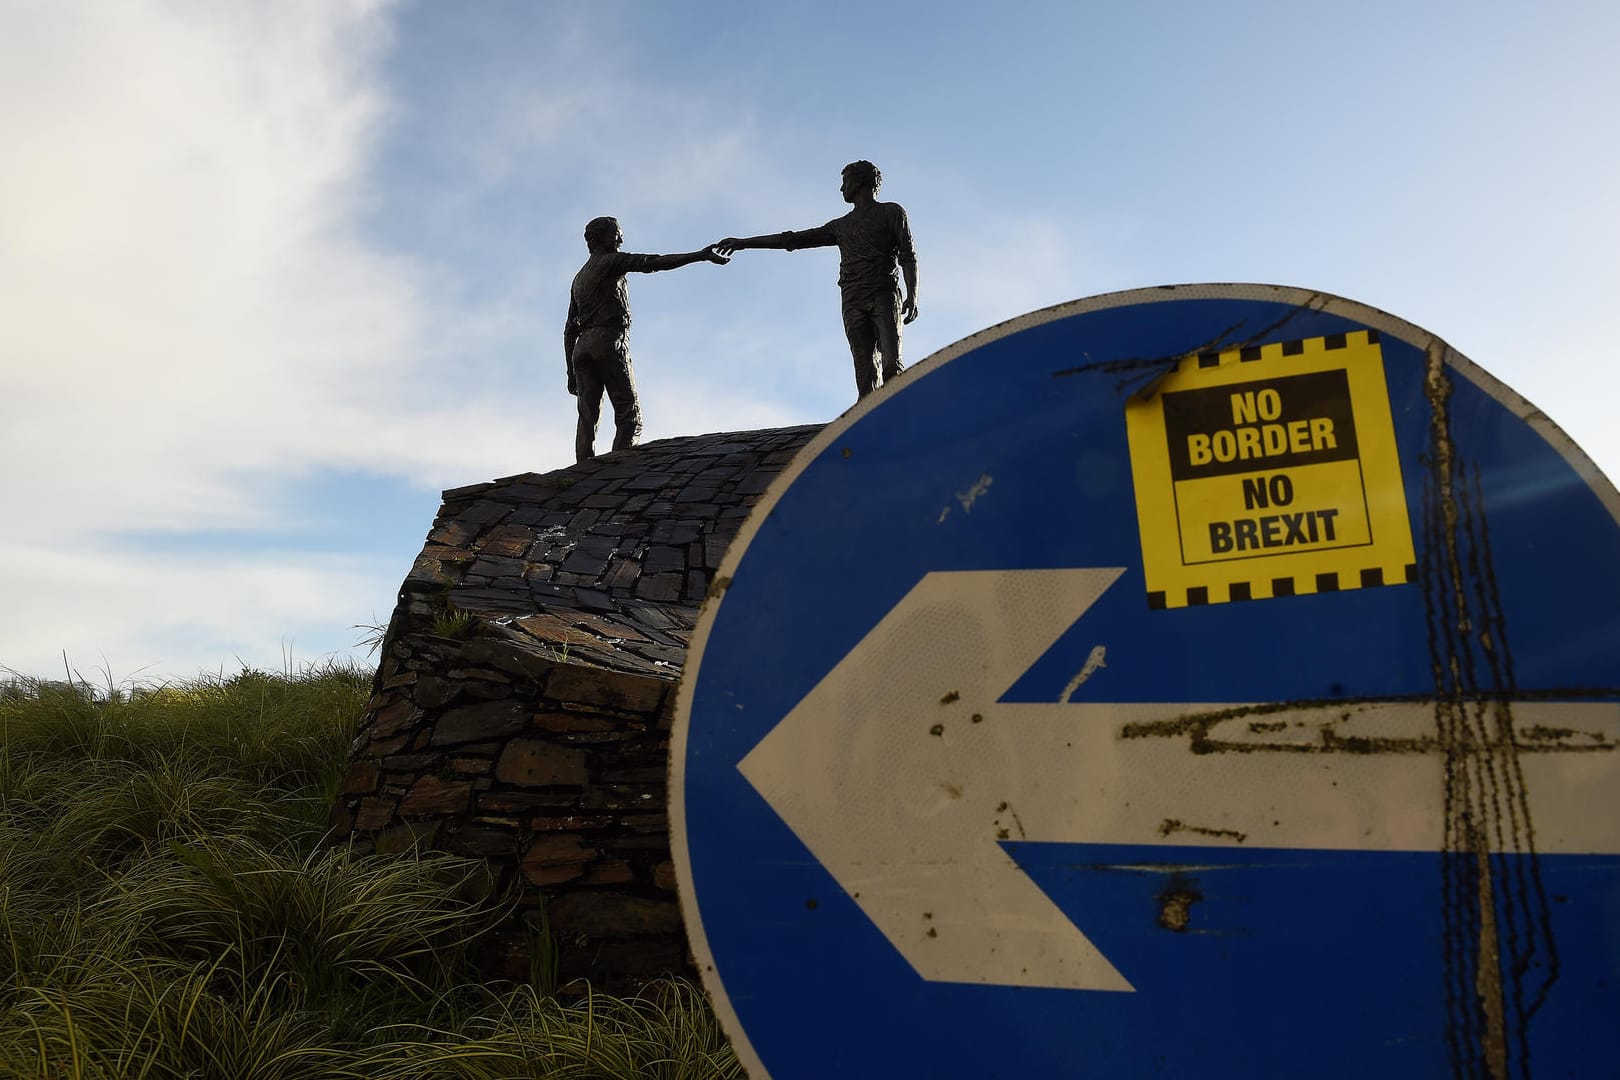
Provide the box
[671,285,1620,1078]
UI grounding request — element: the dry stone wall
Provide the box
[332,426,820,990]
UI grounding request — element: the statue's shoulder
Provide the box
[576,250,624,277]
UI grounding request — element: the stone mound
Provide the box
[332,424,821,989]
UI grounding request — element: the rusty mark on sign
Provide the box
[1118,694,1615,757]
[1419,338,1556,1080]
[1159,817,1247,844]
[992,800,1028,842]
[1156,873,1203,933]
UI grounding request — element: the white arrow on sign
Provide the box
[737,568,1620,992]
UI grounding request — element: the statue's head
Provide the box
[841,160,881,202]
[584,216,622,253]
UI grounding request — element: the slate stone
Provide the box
[447,587,534,614]
[380,753,440,772]
[504,506,555,526]
[479,526,537,558]
[339,761,379,796]
[641,545,685,576]
[430,701,529,745]
[546,892,681,937]
[621,813,669,833]
[650,520,703,546]
[458,638,558,683]
[354,797,398,830]
[522,833,595,866]
[703,534,732,568]
[459,500,513,527]
[545,664,667,713]
[496,482,563,503]
[581,859,634,885]
[434,486,490,507]
[623,471,675,492]
[412,675,456,709]
[467,554,527,578]
[567,508,603,531]
[530,583,577,606]
[444,823,519,858]
[529,814,615,831]
[621,603,678,630]
[476,791,581,813]
[399,776,473,815]
[634,573,683,603]
[576,533,622,558]
[369,697,421,738]
[495,738,588,786]
[673,483,722,503]
[559,547,610,575]
[574,588,615,613]
[653,860,678,890]
[684,569,708,602]
[626,642,686,668]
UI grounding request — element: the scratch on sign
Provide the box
[1061,645,1108,702]
[937,473,994,523]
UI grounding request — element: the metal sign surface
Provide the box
[671,284,1620,1078]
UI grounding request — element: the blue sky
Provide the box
[2,0,1616,682]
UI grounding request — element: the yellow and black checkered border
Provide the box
[1182,327,1383,374]
[1146,561,1418,610]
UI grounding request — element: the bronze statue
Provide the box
[564,217,729,461]
[717,161,919,398]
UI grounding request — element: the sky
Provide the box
[2,0,1617,683]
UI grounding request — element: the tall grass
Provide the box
[0,665,740,1080]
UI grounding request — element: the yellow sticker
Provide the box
[1124,330,1415,609]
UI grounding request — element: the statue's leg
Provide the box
[842,301,880,397]
[573,342,606,462]
[876,288,903,384]
[603,339,642,451]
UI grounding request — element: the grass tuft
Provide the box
[0,664,739,1078]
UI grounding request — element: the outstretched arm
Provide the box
[624,246,730,273]
[715,224,836,256]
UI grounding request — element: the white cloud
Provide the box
[0,1,453,677]
[0,538,394,684]
[0,0,436,538]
